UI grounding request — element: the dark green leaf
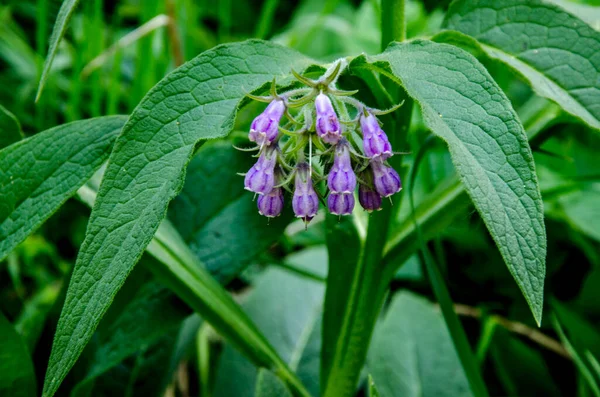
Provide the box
[0,104,23,149]
[443,0,600,131]
[255,369,293,397]
[0,116,127,262]
[0,311,36,397]
[43,40,311,397]
[352,40,546,324]
[169,140,292,283]
[36,0,81,101]
[214,247,327,397]
[367,291,472,397]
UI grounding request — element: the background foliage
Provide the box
[1,0,600,396]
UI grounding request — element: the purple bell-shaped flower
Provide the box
[358,184,382,212]
[244,146,278,195]
[315,93,341,144]
[292,162,319,223]
[327,192,354,216]
[257,187,284,218]
[327,139,356,194]
[249,99,285,146]
[371,160,401,197]
[360,112,392,160]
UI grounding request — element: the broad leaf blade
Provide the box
[42,40,310,397]
[0,104,23,149]
[443,0,600,131]
[0,116,127,262]
[352,40,546,324]
[0,311,37,397]
[36,0,81,101]
[367,292,472,397]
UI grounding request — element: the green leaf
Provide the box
[351,39,546,324]
[255,369,293,397]
[0,104,23,149]
[169,140,292,283]
[0,311,37,397]
[442,0,600,131]
[367,374,380,397]
[367,292,473,397]
[0,116,127,262]
[36,0,81,101]
[214,247,327,397]
[42,40,311,397]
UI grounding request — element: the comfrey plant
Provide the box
[241,61,402,224]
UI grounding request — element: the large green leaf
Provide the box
[0,116,127,262]
[214,247,327,397]
[42,40,311,397]
[351,39,546,324]
[0,104,23,149]
[0,311,36,397]
[36,0,81,101]
[367,292,472,397]
[169,140,292,283]
[442,0,600,131]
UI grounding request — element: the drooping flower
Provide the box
[327,192,354,215]
[358,184,382,212]
[371,160,401,197]
[249,99,285,146]
[292,162,319,222]
[360,112,392,160]
[327,139,356,194]
[244,146,278,195]
[257,187,284,217]
[315,93,341,144]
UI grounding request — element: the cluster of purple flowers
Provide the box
[242,62,401,224]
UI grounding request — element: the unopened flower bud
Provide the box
[327,139,356,194]
[327,192,354,215]
[292,162,319,222]
[360,112,392,160]
[257,187,284,218]
[358,184,382,212]
[244,147,277,195]
[371,160,401,197]
[315,93,341,144]
[249,99,285,146]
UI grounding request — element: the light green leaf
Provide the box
[351,39,546,324]
[214,247,327,397]
[36,0,81,101]
[0,104,23,149]
[169,140,293,283]
[367,292,472,397]
[442,0,600,131]
[42,40,311,397]
[0,311,37,397]
[560,190,600,242]
[0,116,127,262]
[255,369,293,397]
[368,374,380,397]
